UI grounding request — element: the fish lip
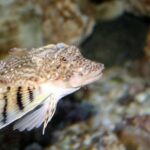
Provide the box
[80,70,104,87]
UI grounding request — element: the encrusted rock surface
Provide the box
[115,115,150,150]
[45,123,126,150]
[1,0,150,58]
[0,0,94,55]
[79,0,150,20]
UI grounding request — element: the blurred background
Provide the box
[0,0,150,150]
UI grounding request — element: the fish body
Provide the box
[0,43,104,134]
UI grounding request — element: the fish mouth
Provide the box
[80,63,104,87]
[69,63,104,88]
[81,70,103,86]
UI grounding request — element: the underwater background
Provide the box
[0,0,150,150]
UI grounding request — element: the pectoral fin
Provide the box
[14,94,58,134]
[43,95,57,134]
[13,104,46,131]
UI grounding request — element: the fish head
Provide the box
[67,49,104,88]
[46,43,104,89]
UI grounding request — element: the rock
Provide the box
[115,115,150,150]
[80,0,150,20]
[126,0,150,17]
[40,0,94,45]
[144,27,150,62]
[0,0,94,54]
[131,25,150,79]
[45,120,125,150]
[78,0,126,20]
[99,132,126,150]
[125,115,150,133]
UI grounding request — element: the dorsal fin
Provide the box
[9,48,29,57]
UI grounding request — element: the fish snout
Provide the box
[85,60,104,77]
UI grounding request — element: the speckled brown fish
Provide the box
[0,43,104,134]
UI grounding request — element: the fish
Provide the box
[0,43,104,134]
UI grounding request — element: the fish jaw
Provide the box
[69,62,104,88]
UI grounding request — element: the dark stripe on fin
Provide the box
[2,95,8,124]
[28,87,34,102]
[17,87,24,110]
[2,87,10,123]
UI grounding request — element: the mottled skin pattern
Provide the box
[0,43,103,88]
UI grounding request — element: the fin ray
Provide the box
[13,95,58,133]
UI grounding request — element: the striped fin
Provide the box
[13,94,58,133]
[0,85,51,130]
